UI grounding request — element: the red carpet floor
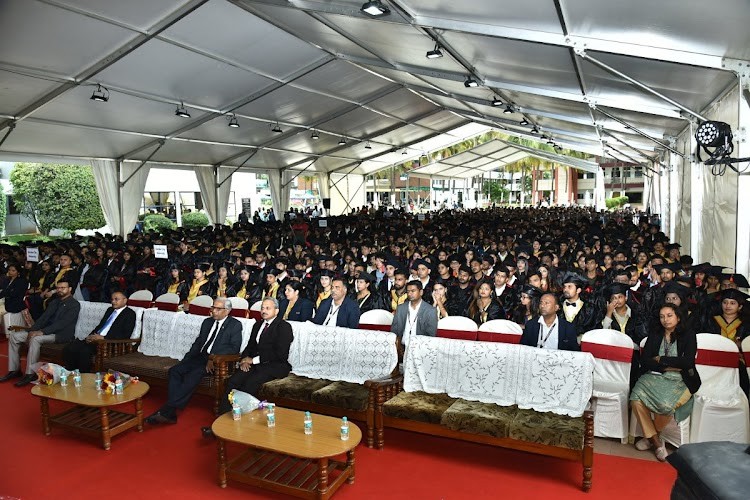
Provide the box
[0,340,676,499]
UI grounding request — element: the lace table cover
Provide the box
[403,336,594,417]
[138,309,180,358]
[289,321,398,384]
[74,302,111,340]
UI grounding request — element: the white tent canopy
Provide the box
[0,0,748,274]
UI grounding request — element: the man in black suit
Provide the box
[521,293,580,351]
[312,277,361,329]
[146,297,243,425]
[62,291,137,372]
[217,297,294,413]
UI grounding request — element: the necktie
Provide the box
[98,310,118,334]
[257,322,269,342]
[565,302,576,307]
[201,321,220,354]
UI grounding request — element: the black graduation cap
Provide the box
[318,269,336,278]
[316,254,329,262]
[663,281,689,299]
[386,259,401,268]
[604,282,630,298]
[718,288,750,303]
[561,272,587,288]
[356,272,375,283]
[411,258,430,270]
[519,285,543,299]
[721,273,750,289]
[195,262,211,273]
[267,268,283,277]
[665,243,682,251]
[689,262,712,272]
[653,262,682,274]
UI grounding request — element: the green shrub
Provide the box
[182,211,210,229]
[605,196,630,210]
[143,214,175,234]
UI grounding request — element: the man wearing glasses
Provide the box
[1,279,81,387]
[146,297,243,425]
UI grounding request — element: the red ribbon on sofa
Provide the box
[695,349,741,368]
[477,331,521,344]
[128,299,153,309]
[580,342,633,363]
[359,323,391,332]
[189,305,212,316]
[437,329,478,341]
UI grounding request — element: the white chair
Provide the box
[628,336,692,448]
[690,333,750,443]
[228,297,249,319]
[581,329,634,443]
[188,295,213,316]
[359,309,394,331]
[436,316,478,341]
[742,336,750,384]
[128,290,154,309]
[477,319,522,343]
[249,300,263,321]
[154,293,180,312]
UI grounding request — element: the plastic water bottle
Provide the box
[232,403,241,421]
[60,372,68,387]
[114,377,123,395]
[73,370,82,388]
[95,372,102,392]
[266,404,276,428]
[304,411,313,435]
[340,416,350,441]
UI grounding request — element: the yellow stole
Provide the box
[263,282,279,299]
[167,282,180,294]
[54,267,71,285]
[391,289,407,312]
[316,290,331,308]
[187,278,208,302]
[283,300,296,320]
[714,316,742,341]
[236,285,247,300]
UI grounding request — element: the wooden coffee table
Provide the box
[31,373,149,450]
[212,407,362,499]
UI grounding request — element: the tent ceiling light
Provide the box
[227,114,239,128]
[271,122,282,133]
[491,97,503,107]
[531,126,539,134]
[338,137,347,145]
[520,118,529,126]
[90,84,109,102]
[426,44,443,59]
[402,148,408,155]
[464,76,479,88]
[175,102,190,118]
[311,130,319,140]
[365,141,372,149]
[361,1,390,17]
[503,105,514,114]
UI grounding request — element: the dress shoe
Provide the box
[0,370,22,382]
[14,373,38,387]
[145,411,177,425]
[201,426,215,439]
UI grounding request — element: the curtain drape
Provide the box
[91,160,150,235]
[193,166,232,225]
[90,159,120,235]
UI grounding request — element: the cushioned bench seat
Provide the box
[310,381,371,412]
[105,351,215,390]
[260,374,333,403]
[383,391,457,424]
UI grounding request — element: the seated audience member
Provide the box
[702,288,750,394]
[312,277,360,329]
[146,297,242,425]
[1,279,80,386]
[447,265,474,317]
[391,280,437,348]
[207,297,293,437]
[520,292,579,351]
[385,268,409,313]
[511,285,542,327]
[467,279,504,326]
[278,281,314,322]
[187,263,215,303]
[431,278,450,321]
[351,271,382,313]
[62,291,136,372]
[630,303,700,462]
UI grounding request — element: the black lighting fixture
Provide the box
[541,134,548,140]
[90,84,109,102]
[402,148,408,155]
[426,44,443,59]
[310,130,319,140]
[520,118,529,126]
[361,1,390,17]
[531,126,539,134]
[503,105,514,115]
[365,141,372,150]
[227,114,239,128]
[464,76,479,88]
[175,102,190,118]
[338,137,347,146]
[271,122,282,133]
[554,144,562,152]
[546,138,555,145]
[491,96,503,107]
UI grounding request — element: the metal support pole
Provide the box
[577,50,709,122]
[120,140,164,187]
[0,121,16,149]
[594,107,683,157]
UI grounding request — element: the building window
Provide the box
[611,167,620,178]
[627,192,643,204]
[634,167,643,177]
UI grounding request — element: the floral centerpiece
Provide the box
[100,369,133,394]
[35,363,68,385]
[228,389,267,414]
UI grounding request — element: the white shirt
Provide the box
[323,300,342,326]
[495,284,507,297]
[563,298,583,323]
[537,316,559,350]
[202,317,228,353]
[403,300,422,347]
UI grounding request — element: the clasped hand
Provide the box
[239,357,253,372]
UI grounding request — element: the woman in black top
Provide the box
[1,263,29,337]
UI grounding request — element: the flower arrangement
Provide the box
[35,363,67,385]
[228,389,266,414]
[99,369,132,394]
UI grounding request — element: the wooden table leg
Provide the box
[135,397,143,432]
[100,407,111,451]
[40,397,50,436]
[317,457,329,499]
[217,438,227,488]
[346,449,355,484]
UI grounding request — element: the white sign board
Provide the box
[318,219,328,228]
[417,213,426,221]
[153,245,169,259]
[26,247,39,262]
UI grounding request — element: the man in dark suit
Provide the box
[521,293,580,351]
[146,297,243,425]
[62,291,137,372]
[312,277,361,329]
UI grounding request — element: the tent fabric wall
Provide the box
[90,159,120,235]
[673,135,692,250]
[329,173,366,216]
[698,88,739,268]
[193,166,233,225]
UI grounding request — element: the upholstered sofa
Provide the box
[372,336,596,491]
[258,321,399,448]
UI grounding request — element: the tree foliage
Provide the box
[10,163,106,235]
[143,214,176,234]
[482,179,510,203]
[605,196,630,210]
[182,211,210,229]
